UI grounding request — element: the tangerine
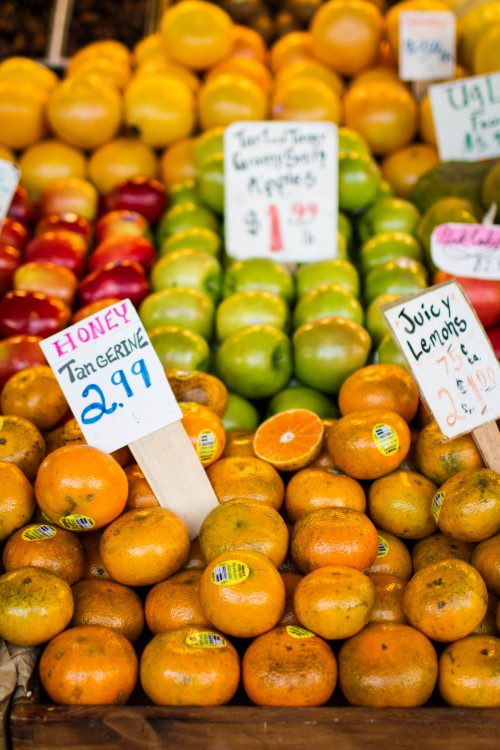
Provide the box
[123,463,158,510]
[180,401,226,468]
[471,533,500,598]
[365,529,412,580]
[338,363,419,423]
[432,468,500,542]
[1,365,68,431]
[253,409,324,471]
[367,573,408,624]
[0,461,35,542]
[438,635,500,707]
[145,569,211,633]
[412,532,475,573]
[0,415,45,480]
[368,470,438,539]
[414,420,484,485]
[3,522,85,585]
[284,468,366,522]
[70,578,144,643]
[206,456,284,509]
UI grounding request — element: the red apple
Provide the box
[35,213,92,247]
[7,185,34,227]
[94,210,151,245]
[0,290,72,338]
[0,217,29,251]
[72,297,121,324]
[41,178,98,222]
[24,230,87,278]
[0,243,21,296]
[14,262,78,307]
[79,261,150,307]
[0,334,47,388]
[88,235,156,274]
[434,271,500,331]
[105,177,167,225]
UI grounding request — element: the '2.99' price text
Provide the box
[80,358,151,424]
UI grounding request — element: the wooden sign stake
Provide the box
[129,421,219,540]
[472,421,500,473]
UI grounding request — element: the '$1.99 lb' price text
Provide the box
[245,202,318,251]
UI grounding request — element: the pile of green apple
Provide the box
[137,126,431,429]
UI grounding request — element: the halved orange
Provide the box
[253,409,324,471]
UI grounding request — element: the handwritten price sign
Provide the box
[429,72,500,161]
[382,281,500,439]
[224,122,338,263]
[431,223,500,279]
[40,299,182,454]
[0,159,20,223]
[399,11,455,82]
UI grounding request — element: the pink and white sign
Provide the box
[431,222,500,279]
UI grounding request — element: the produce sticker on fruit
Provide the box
[381,280,500,439]
[224,121,338,263]
[429,72,500,161]
[399,10,455,82]
[40,299,182,453]
[431,222,500,279]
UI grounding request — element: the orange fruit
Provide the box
[279,571,303,626]
[0,414,45,480]
[134,33,169,65]
[39,624,138,705]
[70,578,144,643]
[132,59,200,93]
[206,456,284,510]
[0,461,36,542]
[386,0,451,60]
[414,420,484,485]
[0,567,73,646]
[474,593,500,636]
[412,531,475,573]
[221,429,256,458]
[253,409,324,471]
[206,57,273,94]
[35,444,128,532]
[198,498,289,568]
[68,40,133,69]
[438,635,500,707]
[338,622,438,706]
[0,80,49,150]
[242,625,337,706]
[88,137,158,195]
[294,565,375,639]
[338,364,419,423]
[140,626,240,706]
[0,56,59,93]
[99,507,190,587]
[327,409,411,480]
[198,73,268,130]
[3,522,85,585]
[471,533,500,598]
[367,573,408,624]
[290,506,379,574]
[272,77,343,123]
[365,529,413,580]
[199,549,285,638]
[344,80,418,156]
[145,569,211,634]
[308,417,340,472]
[166,369,228,417]
[231,24,267,62]
[182,538,206,571]
[310,0,384,76]
[57,417,132,468]
[432,468,500,542]
[404,559,488,642]
[275,60,345,99]
[1,365,68,431]
[160,138,197,188]
[269,31,314,73]
[19,139,87,199]
[123,464,158,510]
[381,143,440,199]
[284,468,366,522]
[80,529,113,580]
[368,470,438,539]
[180,401,226,468]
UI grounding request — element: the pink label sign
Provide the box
[431,222,500,279]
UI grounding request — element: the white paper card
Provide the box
[429,73,500,160]
[382,281,500,439]
[399,11,455,81]
[40,299,182,453]
[0,159,20,223]
[431,222,500,279]
[224,122,338,263]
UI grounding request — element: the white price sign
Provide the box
[399,11,455,82]
[224,121,338,263]
[382,281,500,439]
[431,223,500,279]
[0,159,20,223]
[429,73,500,160]
[40,299,182,453]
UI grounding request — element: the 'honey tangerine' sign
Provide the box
[382,281,500,439]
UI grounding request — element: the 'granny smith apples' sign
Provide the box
[382,281,500,440]
[399,11,455,82]
[224,122,338,263]
[431,223,500,279]
[429,72,500,160]
[0,159,20,222]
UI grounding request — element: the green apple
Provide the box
[215,324,293,399]
[338,151,382,212]
[365,292,401,347]
[293,317,371,395]
[197,152,224,215]
[216,290,290,341]
[295,259,360,299]
[168,179,202,207]
[267,386,338,418]
[293,283,364,329]
[194,127,225,170]
[222,392,259,431]
[139,288,214,340]
[338,211,353,246]
[223,258,295,305]
[364,258,428,306]
[359,231,423,274]
[379,179,395,198]
[357,197,421,243]
[150,248,223,303]
[156,201,220,246]
[148,325,211,371]
[159,227,222,258]
[377,334,408,371]
[338,126,370,156]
